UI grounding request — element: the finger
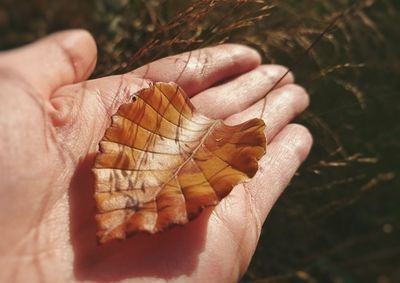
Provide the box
[191,64,294,119]
[247,123,313,219]
[224,84,309,141]
[0,29,97,96]
[132,44,261,96]
[208,124,312,276]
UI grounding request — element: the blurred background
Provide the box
[1,0,399,282]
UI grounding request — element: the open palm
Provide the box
[0,30,312,282]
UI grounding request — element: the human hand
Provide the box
[0,30,312,282]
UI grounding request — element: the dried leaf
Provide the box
[93,82,266,243]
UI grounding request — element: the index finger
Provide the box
[131,44,261,96]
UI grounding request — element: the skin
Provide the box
[0,30,312,282]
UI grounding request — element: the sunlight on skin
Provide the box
[0,29,312,282]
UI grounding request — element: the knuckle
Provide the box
[285,123,313,156]
[280,84,310,114]
[281,83,307,96]
[257,64,294,82]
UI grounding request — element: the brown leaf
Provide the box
[93,82,266,244]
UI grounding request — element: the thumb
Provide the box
[0,29,97,97]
